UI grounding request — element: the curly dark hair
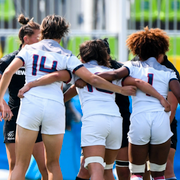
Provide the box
[79,39,110,67]
[18,14,40,44]
[126,26,169,61]
[40,15,70,40]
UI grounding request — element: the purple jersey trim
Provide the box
[72,64,84,74]
[64,70,72,84]
[16,56,25,66]
[169,78,178,82]
[123,66,130,76]
[16,56,24,62]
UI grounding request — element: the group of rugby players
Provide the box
[0,14,180,180]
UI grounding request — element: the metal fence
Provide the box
[0,0,180,71]
[128,0,180,71]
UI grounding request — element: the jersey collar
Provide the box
[87,60,98,65]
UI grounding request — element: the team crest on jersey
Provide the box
[7,131,15,140]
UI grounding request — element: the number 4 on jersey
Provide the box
[32,54,58,75]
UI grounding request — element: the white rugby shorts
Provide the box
[128,111,173,145]
[81,114,122,149]
[17,94,65,135]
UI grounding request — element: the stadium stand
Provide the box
[3,36,20,56]
[130,0,158,22]
[0,0,15,22]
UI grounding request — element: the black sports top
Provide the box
[0,46,25,108]
[109,59,131,120]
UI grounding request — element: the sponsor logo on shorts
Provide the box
[7,131,15,140]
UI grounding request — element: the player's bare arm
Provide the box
[75,66,129,87]
[0,74,13,121]
[64,85,77,103]
[18,70,70,98]
[123,76,171,112]
[97,66,129,81]
[18,65,136,97]
[169,80,180,104]
[0,58,23,120]
[167,91,178,123]
[74,66,136,96]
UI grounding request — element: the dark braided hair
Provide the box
[18,14,40,44]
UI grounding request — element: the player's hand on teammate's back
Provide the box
[120,86,137,96]
[160,97,171,112]
[18,83,32,98]
[75,78,87,88]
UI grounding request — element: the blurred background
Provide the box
[0,0,180,179]
[0,0,180,70]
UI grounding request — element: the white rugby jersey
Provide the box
[124,57,178,116]
[16,40,83,104]
[71,60,122,119]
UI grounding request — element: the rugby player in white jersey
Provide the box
[84,27,180,180]
[0,15,138,180]
[17,39,170,180]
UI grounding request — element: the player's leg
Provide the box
[3,108,18,180]
[129,142,149,179]
[33,140,48,180]
[5,143,15,180]
[165,148,176,180]
[116,147,130,180]
[80,115,109,180]
[143,160,151,180]
[42,133,64,180]
[104,115,123,180]
[75,155,90,180]
[11,95,47,180]
[149,139,171,178]
[165,120,177,180]
[104,148,119,180]
[11,125,39,180]
[116,117,130,180]
[41,98,65,180]
[83,145,105,180]
[149,111,172,180]
[128,112,151,180]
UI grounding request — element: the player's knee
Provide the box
[9,160,15,171]
[149,162,166,172]
[46,159,59,172]
[129,162,145,174]
[84,156,106,169]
